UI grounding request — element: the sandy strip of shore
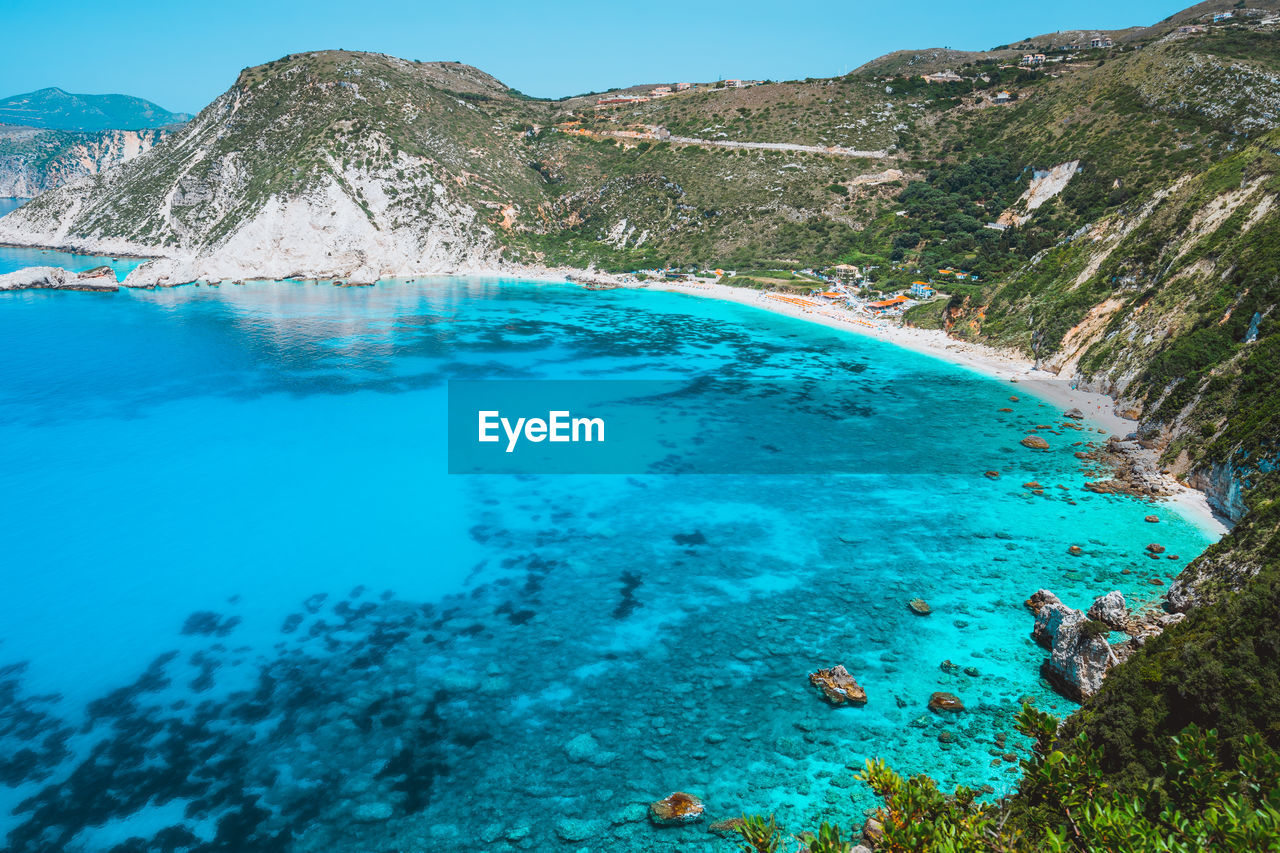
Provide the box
[650,280,1230,537]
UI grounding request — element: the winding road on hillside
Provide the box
[562,126,891,158]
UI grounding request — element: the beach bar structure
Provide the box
[865,295,911,313]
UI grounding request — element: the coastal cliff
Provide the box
[0,127,171,197]
[0,55,547,283]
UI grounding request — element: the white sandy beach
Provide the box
[646,279,1230,537]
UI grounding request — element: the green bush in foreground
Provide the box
[739,705,1280,851]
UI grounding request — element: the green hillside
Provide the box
[0,87,190,131]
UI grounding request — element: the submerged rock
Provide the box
[649,792,705,826]
[556,818,607,841]
[1020,435,1050,450]
[1145,515,1160,523]
[808,665,868,706]
[907,598,932,615]
[928,692,965,713]
[708,817,747,838]
[672,531,707,546]
[352,802,393,822]
[1067,545,1084,557]
[564,732,615,766]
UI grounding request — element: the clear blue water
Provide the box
[0,257,1216,851]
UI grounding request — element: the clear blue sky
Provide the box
[3,0,1188,113]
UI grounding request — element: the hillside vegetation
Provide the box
[0,87,189,132]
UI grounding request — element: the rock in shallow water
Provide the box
[352,802,393,822]
[0,265,119,292]
[928,692,965,713]
[649,792,705,826]
[808,665,868,706]
[1029,590,1118,701]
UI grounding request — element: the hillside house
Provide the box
[1089,36,1114,48]
[910,281,936,298]
[923,70,964,83]
[650,86,673,97]
[830,263,861,282]
[1178,24,1207,33]
[1020,54,1046,66]
[1213,11,1234,22]
[992,90,1013,103]
[675,82,692,91]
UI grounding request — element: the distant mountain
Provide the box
[0,87,190,132]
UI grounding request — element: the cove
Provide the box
[0,268,1217,851]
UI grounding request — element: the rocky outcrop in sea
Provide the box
[1079,437,1174,498]
[1026,586,1196,701]
[1026,589,1120,701]
[0,265,118,291]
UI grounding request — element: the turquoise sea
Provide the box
[0,243,1217,851]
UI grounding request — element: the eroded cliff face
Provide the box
[0,127,169,197]
[0,53,544,283]
[939,144,1279,532]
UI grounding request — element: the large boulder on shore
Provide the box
[808,665,868,706]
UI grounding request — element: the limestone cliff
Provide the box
[0,53,549,284]
[0,127,169,197]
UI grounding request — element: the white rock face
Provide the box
[1029,590,1118,702]
[0,127,169,197]
[997,161,1081,227]
[0,265,118,291]
[131,173,495,287]
[1086,591,1129,630]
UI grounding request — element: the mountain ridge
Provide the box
[0,86,190,132]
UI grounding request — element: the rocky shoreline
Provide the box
[0,264,119,292]
[1025,588,1186,702]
